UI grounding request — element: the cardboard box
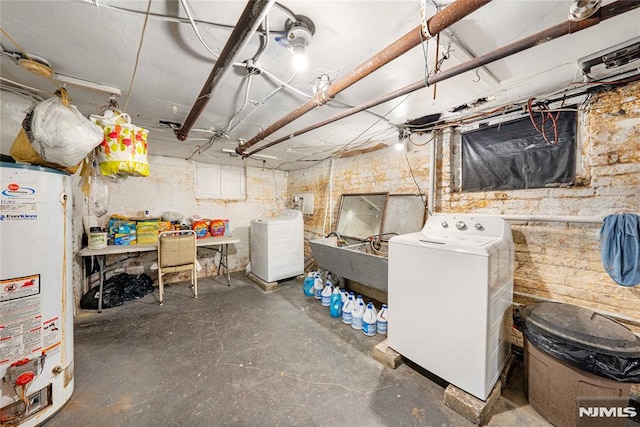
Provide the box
[108,220,136,237]
[158,221,172,232]
[136,221,159,245]
[114,233,137,246]
[136,221,159,233]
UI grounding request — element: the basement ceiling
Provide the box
[1,0,639,170]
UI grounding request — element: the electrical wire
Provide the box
[407,129,441,147]
[75,0,285,34]
[268,95,412,171]
[0,27,72,105]
[124,0,151,112]
[403,142,428,209]
[226,75,254,132]
[179,0,219,59]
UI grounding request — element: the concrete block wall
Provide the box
[71,155,288,307]
[288,81,640,334]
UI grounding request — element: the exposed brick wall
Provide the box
[71,155,288,307]
[288,81,640,334]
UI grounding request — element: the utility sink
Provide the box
[309,237,389,292]
[309,193,426,294]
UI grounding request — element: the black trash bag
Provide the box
[80,280,124,310]
[514,305,640,383]
[121,273,154,301]
[80,273,154,310]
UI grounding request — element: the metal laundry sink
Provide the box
[309,237,389,292]
[309,193,426,293]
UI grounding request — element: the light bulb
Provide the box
[394,141,404,151]
[292,46,308,71]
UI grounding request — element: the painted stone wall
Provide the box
[288,81,640,334]
[71,155,288,307]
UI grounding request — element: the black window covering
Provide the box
[461,111,577,192]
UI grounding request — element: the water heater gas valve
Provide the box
[2,355,45,386]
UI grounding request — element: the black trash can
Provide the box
[515,301,640,427]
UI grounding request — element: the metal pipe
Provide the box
[428,130,438,215]
[241,0,639,158]
[236,0,492,154]
[490,214,604,224]
[176,0,275,141]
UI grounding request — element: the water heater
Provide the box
[0,163,74,425]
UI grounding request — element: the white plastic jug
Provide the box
[354,295,364,309]
[321,283,333,306]
[342,295,354,324]
[313,273,323,299]
[351,301,365,330]
[362,302,378,336]
[340,288,348,305]
[377,304,388,335]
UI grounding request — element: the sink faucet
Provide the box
[365,232,399,251]
[326,231,347,247]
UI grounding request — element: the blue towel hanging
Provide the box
[600,213,640,287]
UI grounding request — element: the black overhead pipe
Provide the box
[242,0,640,158]
[176,0,275,141]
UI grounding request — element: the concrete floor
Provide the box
[47,273,550,426]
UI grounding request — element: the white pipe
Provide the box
[322,164,329,236]
[427,131,437,215]
[514,291,640,329]
[474,214,604,224]
[329,159,334,231]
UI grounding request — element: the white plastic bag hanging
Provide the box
[88,163,110,217]
[28,96,103,167]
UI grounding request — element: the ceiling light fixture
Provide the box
[568,0,601,21]
[284,15,315,72]
[395,129,410,151]
[53,73,122,96]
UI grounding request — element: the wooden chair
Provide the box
[157,230,197,305]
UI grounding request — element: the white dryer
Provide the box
[250,209,304,282]
[387,214,514,401]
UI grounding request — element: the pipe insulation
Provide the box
[176,0,275,141]
[241,0,639,159]
[236,0,492,155]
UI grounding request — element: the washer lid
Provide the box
[521,301,640,355]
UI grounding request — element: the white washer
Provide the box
[387,214,514,401]
[250,209,304,282]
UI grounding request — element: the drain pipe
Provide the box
[236,0,492,155]
[428,131,437,216]
[241,0,639,158]
[176,0,275,141]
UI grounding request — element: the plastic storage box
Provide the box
[516,301,640,427]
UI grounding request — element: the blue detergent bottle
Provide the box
[303,272,315,297]
[329,288,342,318]
[362,302,378,336]
[377,304,388,335]
[342,295,354,324]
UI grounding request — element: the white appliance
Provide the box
[387,213,514,401]
[0,163,74,425]
[250,209,304,282]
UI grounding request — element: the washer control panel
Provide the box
[427,214,508,240]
